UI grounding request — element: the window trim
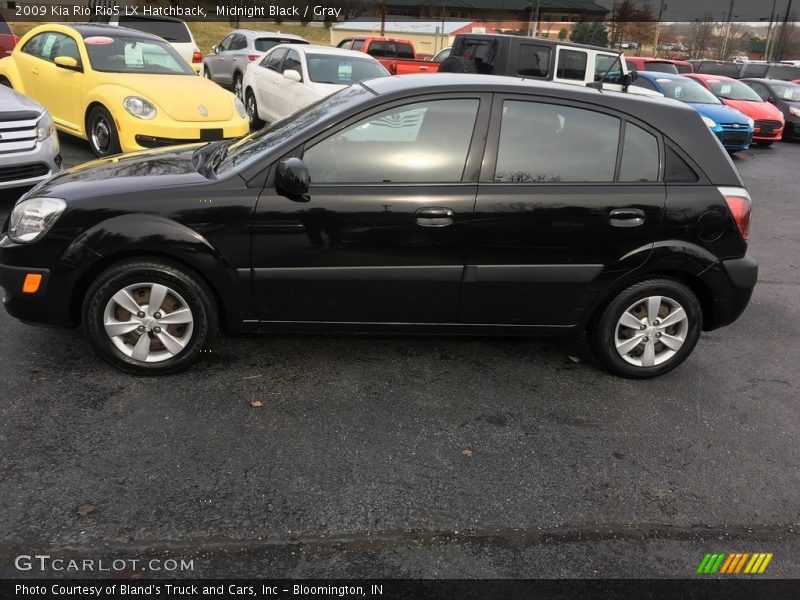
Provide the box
[287,93,492,187]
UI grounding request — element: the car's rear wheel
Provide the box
[245,89,264,129]
[83,259,218,375]
[87,106,121,157]
[590,279,702,378]
[233,73,243,99]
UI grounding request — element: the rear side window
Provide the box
[557,50,587,80]
[619,124,659,182]
[367,41,390,57]
[645,61,679,74]
[494,101,620,183]
[665,146,699,183]
[230,35,247,51]
[397,43,414,59]
[517,44,550,78]
[118,18,191,43]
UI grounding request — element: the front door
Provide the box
[462,95,667,327]
[250,95,489,324]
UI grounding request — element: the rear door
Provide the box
[461,94,666,327]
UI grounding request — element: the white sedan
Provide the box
[242,44,389,127]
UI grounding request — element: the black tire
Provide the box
[245,89,264,129]
[87,105,121,157]
[755,140,774,147]
[83,258,218,375]
[203,65,212,79]
[438,56,477,74]
[0,77,11,88]
[590,278,702,379]
[233,72,243,99]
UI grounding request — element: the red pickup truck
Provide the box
[336,36,440,75]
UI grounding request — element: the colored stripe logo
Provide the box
[697,553,773,574]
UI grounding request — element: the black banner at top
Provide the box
[1,0,798,23]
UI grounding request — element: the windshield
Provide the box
[708,79,763,101]
[657,78,721,104]
[255,38,308,52]
[306,55,388,84]
[771,82,800,102]
[216,85,370,174]
[84,35,194,74]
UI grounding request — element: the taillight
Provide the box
[719,186,751,240]
[192,51,203,63]
[247,54,260,62]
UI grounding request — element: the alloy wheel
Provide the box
[614,295,689,368]
[91,116,112,155]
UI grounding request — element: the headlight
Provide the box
[234,96,246,119]
[790,106,800,118]
[36,112,55,142]
[123,97,157,120]
[9,197,66,244]
[702,116,717,128]
[746,116,755,128]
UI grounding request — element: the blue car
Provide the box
[633,71,754,152]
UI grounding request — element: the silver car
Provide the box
[204,29,308,99]
[0,86,60,190]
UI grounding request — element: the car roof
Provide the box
[687,73,736,82]
[455,32,619,54]
[234,29,306,41]
[741,78,799,86]
[274,44,378,58]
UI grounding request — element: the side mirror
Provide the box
[275,157,310,202]
[211,45,218,54]
[622,70,638,86]
[283,69,302,82]
[54,56,81,71]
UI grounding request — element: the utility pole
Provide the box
[610,0,617,47]
[652,0,666,57]
[774,0,794,62]
[764,0,778,61]
[528,0,542,38]
[720,0,735,60]
[380,0,386,36]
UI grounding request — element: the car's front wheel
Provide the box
[83,259,218,375]
[245,90,264,129]
[590,279,702,378]
[87,105,121,157]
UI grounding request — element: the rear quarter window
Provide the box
[517,44,550,78]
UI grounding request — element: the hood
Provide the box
[0,85,46,117]
[104,74,235,122]
[722,98,784,121]
[29,145,208,200]
[691,103,751,126]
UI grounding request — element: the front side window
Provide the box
[22,32,75,61]
[517,44,550,78]
[303,99,480,183]
[595,54,623,84]
[282,49,302,76]
[494,101,620,183]
[557,49,587,80]
[265,48,287,71]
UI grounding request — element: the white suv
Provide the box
[88,14,203,74]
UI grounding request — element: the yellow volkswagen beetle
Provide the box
[0,23,250,157]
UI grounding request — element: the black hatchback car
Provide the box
[0,74,757,378]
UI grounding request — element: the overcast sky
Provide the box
[593,0,796,22]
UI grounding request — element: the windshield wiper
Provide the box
[193,140,231,177]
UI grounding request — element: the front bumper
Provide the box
[0,133,61,190]
[699,255,758,330]
[116,113,249,153]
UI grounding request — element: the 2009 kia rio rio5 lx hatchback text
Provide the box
[0,74,757,378]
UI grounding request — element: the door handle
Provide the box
[609,208,645,228]
[31,68,39,75]
[415,207,454,227]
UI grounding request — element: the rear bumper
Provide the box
[699,255,758,330]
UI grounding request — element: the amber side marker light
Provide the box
[22,273,42,294]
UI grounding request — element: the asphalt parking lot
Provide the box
[0,134,798,579]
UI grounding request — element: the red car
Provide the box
[625,57,693,74]
[687,73,785,145]
[0,14,19,59]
